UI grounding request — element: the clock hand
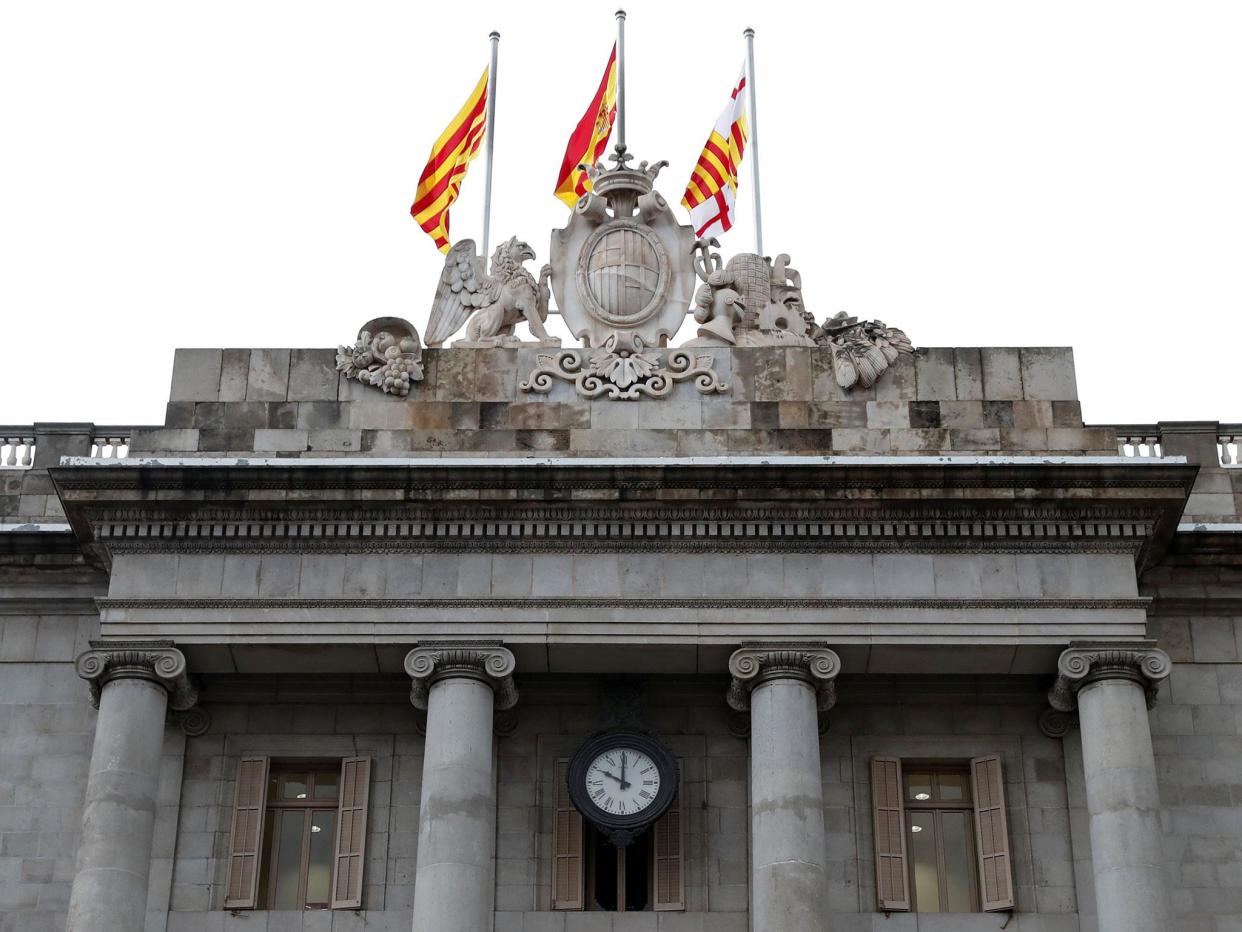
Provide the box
[599,770,624,784]
[620,752,629,789]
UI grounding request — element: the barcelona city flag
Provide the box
[681,67,749,239]
[553,44,618,207]
[411,68,489,253]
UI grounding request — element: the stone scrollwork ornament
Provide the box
[1047,641,1172,712]
[404,641,518,711]
[336,316,426,397]
[814,311,916,391]
[727,643,842,712]
[520,332,727,400]
[75,639,199,712]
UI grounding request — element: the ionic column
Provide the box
[728,643,840,932]
[1049,642,1172,932]
[66,641,197,932]
[406,642,517,932]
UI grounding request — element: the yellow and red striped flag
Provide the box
[553,45,618,207]
[411,68,489,253]
[681,67,749,239]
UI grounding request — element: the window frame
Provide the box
[900,762,980,914]
[258,762,341,912]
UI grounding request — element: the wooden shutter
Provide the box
[223,756,269,909]
[971,754,1015,911]
[331,756,371,909]
[653,780,685,911]
[871,757,910,911]
[551,758,584,910]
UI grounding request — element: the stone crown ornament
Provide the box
[727,643,842,712]
[1047,641,1172,712]
[404,641,518,711]
[550,151,696,349]
[75,639,198,712]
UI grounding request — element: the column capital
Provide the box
[75,639,197,712]
[405,641,518,711]
[1048,641,1172,712]
[727,642,841,712]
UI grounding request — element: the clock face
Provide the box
[584,748,661,817]
[566,731,679,843]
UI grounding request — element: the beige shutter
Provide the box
[871,757,910,911]
[331,756,371,909]
[551,758,584,910]
[224,756,270,909]
[653,780,685,911]
[971,754,1015,911]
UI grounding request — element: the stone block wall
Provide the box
[133,346,1109,458]
[1143,558,1242,932]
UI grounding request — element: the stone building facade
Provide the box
[2,344,1240,932]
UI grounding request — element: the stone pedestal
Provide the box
[1049,642,1172,932]
[729,643,840,932]
[66,642,196,932]
[406,643,517,932]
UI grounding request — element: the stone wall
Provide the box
[1143,556,1242,932]
[135,346,1108,458]
[0,544,104,932]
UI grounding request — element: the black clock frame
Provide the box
[566,731,680,848]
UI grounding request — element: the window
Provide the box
[552,758,684,912]
[871,755,1013,914]
[223,756,371,911]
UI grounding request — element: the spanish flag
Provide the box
[553,45,618,207]
[681,67,749,239]
[411,68,489,253]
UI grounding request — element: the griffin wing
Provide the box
[425,239,491,347]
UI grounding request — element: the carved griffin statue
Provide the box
[424,237,559,347]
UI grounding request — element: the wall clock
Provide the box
[566,732,679,847]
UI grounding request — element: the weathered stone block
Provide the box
[169,349,222,402]
[245,349,291,401]
[981,347,1024,399]
[915,347,957,400]
[954,348,985,400]
[287,349,339,401]
[1019,347,1077,400]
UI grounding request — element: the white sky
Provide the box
[1,1,1239,425]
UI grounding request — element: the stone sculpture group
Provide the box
[338,150,915,398]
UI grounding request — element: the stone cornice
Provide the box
[75,640,198,712]
[404,641,518,711]
[727,643,842,712]
[97,596,1152,612]
[1048,641,1172,712]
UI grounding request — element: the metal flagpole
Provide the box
[481,30,500,259]
[744,27,764,256]
[615,10,627,153]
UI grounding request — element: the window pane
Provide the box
[275,771,310,801]
[905,772,933,802]
[937,772,966,802]
[908,812,940,912]
[273,810,306,910]
[940,811,975,912]
[313,770,339,800]
[305,810,336,908]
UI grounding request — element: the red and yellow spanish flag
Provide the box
[411,68,489,253]
[553,45,618,207]
[681,67,749,239]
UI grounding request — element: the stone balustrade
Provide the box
[0,428,36,469]
[1110,421,1242,467]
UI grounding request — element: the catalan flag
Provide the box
[411,68,489,253]
[553,45,618,208]
[681,67,749,239]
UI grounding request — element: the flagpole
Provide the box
[744,27,764,256]
[481,30,500,259]
[615,9,627,154]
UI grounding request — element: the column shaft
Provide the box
[1077,677,1171,932]
[749,678,828,932]
[411,676,497,932]
[65,678,170,932]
